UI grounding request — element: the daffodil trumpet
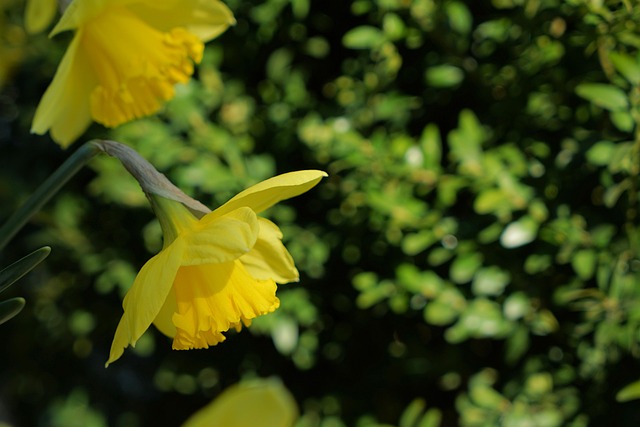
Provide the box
[94,141,327,365]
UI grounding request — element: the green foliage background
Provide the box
[2,0,640,425]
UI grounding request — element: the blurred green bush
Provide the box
[2,0,640,426]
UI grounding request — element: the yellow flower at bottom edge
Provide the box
[181,378,298,427]
[106,170,327,366]
[31,0,235,148]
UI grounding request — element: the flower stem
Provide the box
[0,141,101,251]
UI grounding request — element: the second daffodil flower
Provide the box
[31,0,235,148]
[94,141,327,366]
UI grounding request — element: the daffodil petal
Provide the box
[106,237,185,366]
[213,170,328,217]
[181,379,298,427]
[172,260,279,350]
[240,218,298,283]
[51,0,137,36]
[31,32,96,147]
[153,287,177,338]
[182,207,259,266]
[82,7,203,128]
[127,0,235,42]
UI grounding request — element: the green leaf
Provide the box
[525,373,553,396]
[424,299,457,326]
[500,217,538,248]
[609,52,640,85]
[571,249,597,280]
[428,247,454,266]
[353,272,378,291]
[0,297,25,325]
[402,230,436,255]
[586,140,616,166]
[503,292,530,320]
[611,110,634,132]
[603,181,629,208]
[575,83,628,111]
[474,189,507,215]
[399,398,426,427]
[477,223,504,244]
[450,252,483,284]
[291,0,310,19]
[382,13,406,41]
[0,247,51,294]
[505,325,529,364]
[424,287,465,326]
[469,384,508,410]
[425,65,464,88]
[417,408,442,427]
[356,281,395,308]
[445,1,472,34]
[471,267,510,296]
[420,124,442,168]
[608,142,633,174]
[524,254,551,274]
[616,379,640,402]
[447,299,510,342]
[343,26,385,49]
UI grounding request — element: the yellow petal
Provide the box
[51,0,137,36]
[214,170,328,217]
[153,287,177,338]
[82,6,203,128]
[127,0,235,42]
[31,32,96,147]
[25,0,57,34]
[181,379,298,427]
[182,207,259,266]
[240,218,298,283]
[106,237,185,366]
[171,260,279,350]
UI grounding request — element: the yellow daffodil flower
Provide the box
[181,378,298,427]
[97,141,327,365]
[31,0,235,148]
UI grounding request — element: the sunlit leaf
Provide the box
[609,52,640,85]
[586,140,616,166]
[571,249,596,280]
[399,398,426,427]
[500,217,538,248]
[425,65,464,88]
[616,379,640,402]
[450,252,483,284]
[575,83,628,111]
[342,26,385,49]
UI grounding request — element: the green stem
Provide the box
[0,141,101,251]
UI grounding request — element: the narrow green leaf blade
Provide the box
[0,297,26,325]
[0,247,51,294]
